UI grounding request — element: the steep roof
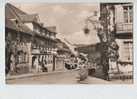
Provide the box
[5,3,58,39]
[5,3,33,35]
[56,38,71,51]
[19,14,39,23]
[46,26,57,33]
[5,19,18,30]
[5,3,26,20]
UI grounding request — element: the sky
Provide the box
[12,3,100,45]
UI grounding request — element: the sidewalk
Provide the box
[6,69,75,80]
[79,76,111,84]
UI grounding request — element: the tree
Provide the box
[83,9,119,80]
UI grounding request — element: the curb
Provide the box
[6,69,78,80]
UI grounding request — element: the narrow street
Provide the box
[6,70,110,84]
[6,70,132,84]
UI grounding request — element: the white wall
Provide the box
[116,39,133,62]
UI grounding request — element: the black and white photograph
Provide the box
[5,2,133,84]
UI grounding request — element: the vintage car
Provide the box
[64,58,78,70]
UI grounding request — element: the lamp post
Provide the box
[83,14,109,80]
[83,13,100,34]
[83,12,109,80]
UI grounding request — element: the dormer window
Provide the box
[10,18,19,25]
[42,29,45,36]
[46,31,49,37]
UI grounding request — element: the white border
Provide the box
[0,0,137,99]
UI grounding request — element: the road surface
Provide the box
[6,70,132,84]
[6,70,111,84]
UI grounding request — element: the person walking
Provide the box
[10,53,16,73]
[78,56,88,81]
[34,56,40,73]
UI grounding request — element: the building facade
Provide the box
[100,3,133,79]
[5,3,58,75]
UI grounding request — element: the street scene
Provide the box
[5,2,133,84]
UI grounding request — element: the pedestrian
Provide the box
[34,56,40,73]
[41,59,48,72]
[10,52,16,73]
[78,57,88,81]
[40,55,47,72]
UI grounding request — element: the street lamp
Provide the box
[83,12,100,35]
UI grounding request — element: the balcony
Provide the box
[116,23,133,34]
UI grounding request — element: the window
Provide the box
[129,6,133,22]
[123,41,133,62]
[123,6,133,23]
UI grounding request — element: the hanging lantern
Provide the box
[83,27,90,34]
